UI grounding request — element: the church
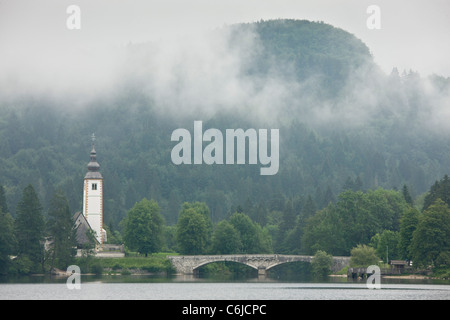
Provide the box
[73,134,107,251]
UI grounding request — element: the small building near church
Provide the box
[73,211,100,248]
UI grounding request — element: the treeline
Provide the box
[123,175,450,275]
[3,175,448,275]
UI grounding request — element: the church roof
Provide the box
[73,211,100,246]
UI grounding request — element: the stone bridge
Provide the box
[167,254,350,277]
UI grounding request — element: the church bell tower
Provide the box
[82,134,104,247]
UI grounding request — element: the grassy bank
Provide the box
[74,253,176,275]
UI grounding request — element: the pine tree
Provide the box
[323,186,336,205]
[342,176,355,192]
[302,195,317,218]
[47,190,76,271]
[402,184,413,205]
[423,175,450,211]
[0,207,16,274]
[0,185,8,215]
[14,184,45,272]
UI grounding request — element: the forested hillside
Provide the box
[0,19,449,230]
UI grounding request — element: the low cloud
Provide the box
[0,12,448,134]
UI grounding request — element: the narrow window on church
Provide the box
[92,183,97,190]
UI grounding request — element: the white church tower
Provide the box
[82,134,105,247]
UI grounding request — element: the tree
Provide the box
[0,185,8,215]
[210,220,241,254]
[0,207,16,274]
[364,188,407,234]
[370,230,400,263]
[122,198,164,256]
[275,199,296,253]
[181,202,212,234]
[77,229,97,273]
[402,185,413,205]
[301,204,346,255]
[302,195,316,218]
[422,175,450,211]
[397,207,419,261]
[350,244,379,267]
[229,212,271,254]
[46,190,76,271]
[176,208,209,255]
[336,190,373,248]
[283,216,305,254]
[14,184,45,273]
[410,199,450,268]
[311,250,333,278]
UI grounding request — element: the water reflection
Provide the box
[0,265,448,286]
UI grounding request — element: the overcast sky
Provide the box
[0,0,449,83]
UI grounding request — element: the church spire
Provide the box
[85,133,102,179]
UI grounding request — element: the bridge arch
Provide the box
[192,259,259,274]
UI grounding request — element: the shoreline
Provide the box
[382,274,430,279]
[330,274,432,280]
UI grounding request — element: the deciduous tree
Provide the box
[411,199,450,268]
[176,208,209,255]
[210,220,241,254]
[123,198,164,256]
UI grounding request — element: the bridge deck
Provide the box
[167,254,350,275]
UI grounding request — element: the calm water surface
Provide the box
[0,275,449,300]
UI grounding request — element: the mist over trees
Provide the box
[0,20,449,272]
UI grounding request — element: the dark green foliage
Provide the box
[398,207,419,261]
[176,204,210,255]
[411,199,450,268]
[402,185,413,205]
[0,185,8,215]
[423,175,450,211]
[210,220,241,254]
[122,198,164,256]
[46,190,77,270]
[0,207,16,274]
[311,250,333,278]
[370,230,400,263]
[14,184,45,273]
[301,188,407,256]
[229,212,271,254]
[231,19,372,98]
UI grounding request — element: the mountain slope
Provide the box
[0,19,449,228]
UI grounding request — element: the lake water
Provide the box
[1,275,449,300]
